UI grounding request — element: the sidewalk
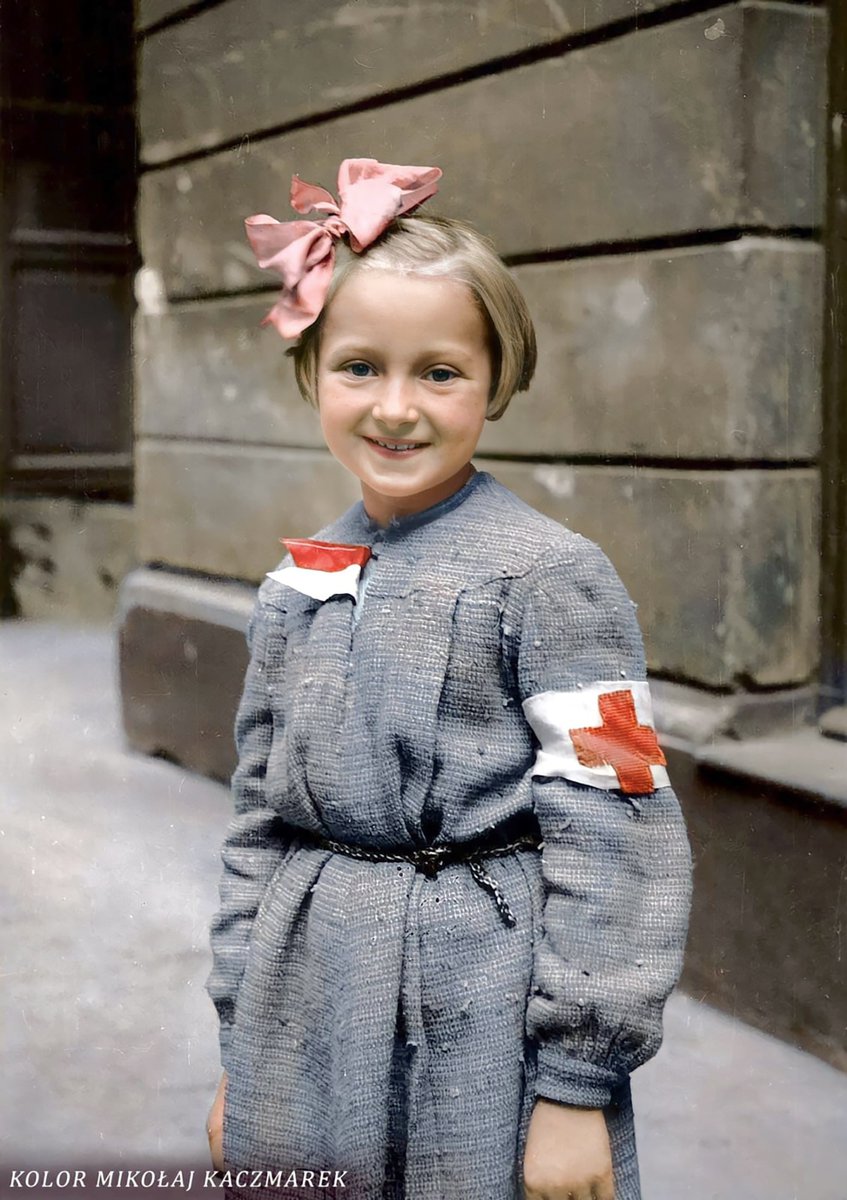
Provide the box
[2,618,846,1199]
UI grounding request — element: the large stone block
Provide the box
[139,0,683,165]
[490,461,819,688]
[136,440,361,580]
[134,295,321,445]
[741,3,828,229]
[486,239,824,459]
[136,442,819,687]
[137,238,822,460]
[139,3,827,299]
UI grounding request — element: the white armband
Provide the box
[521,680,670,795]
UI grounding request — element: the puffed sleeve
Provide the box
[512,536,693,1109]
[205,591,290,1073]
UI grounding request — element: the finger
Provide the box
[206,1120,223,1171]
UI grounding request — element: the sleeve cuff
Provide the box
[532,1044,625,1109]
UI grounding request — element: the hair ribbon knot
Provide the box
[244,157,442,339]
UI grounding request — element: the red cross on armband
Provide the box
[265,538,372,602]
[521,681,671,794]
[569,689,667,794]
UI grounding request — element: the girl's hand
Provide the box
[206,1070,227,1172]
[523,1098,614,1200]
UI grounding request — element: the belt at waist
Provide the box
[282,821,543,929]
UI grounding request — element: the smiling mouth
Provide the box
[364,437,428,453]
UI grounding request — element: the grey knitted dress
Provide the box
[206,468,692,1200]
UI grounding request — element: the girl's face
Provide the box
[315,268,493,526]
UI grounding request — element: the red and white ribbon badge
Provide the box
[522,681,670,795]
[266,538,372,602]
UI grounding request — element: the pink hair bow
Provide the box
[244,157,443,339]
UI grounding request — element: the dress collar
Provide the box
[356,469,491,541]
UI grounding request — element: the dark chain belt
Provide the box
[284,824,543,928]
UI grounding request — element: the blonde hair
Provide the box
[285,213,536,420]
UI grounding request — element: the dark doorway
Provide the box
[0,0,137,501]
[820,0,847,720]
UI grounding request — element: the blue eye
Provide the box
[428,367,457,383]
[346,362,373,377]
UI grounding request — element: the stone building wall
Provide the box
[133,0,826,696]
[125,1,845,1064]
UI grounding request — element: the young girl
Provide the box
[204,158,693,1200]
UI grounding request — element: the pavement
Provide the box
[2,617,846,1200]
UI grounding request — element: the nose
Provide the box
[371,376,419,427]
